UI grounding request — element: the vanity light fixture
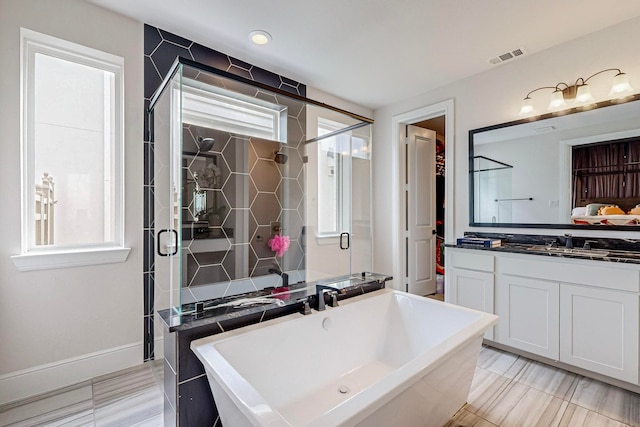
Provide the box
[249,30,272,45]
[518,68,634,116]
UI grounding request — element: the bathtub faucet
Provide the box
[268,268,288,287]
[315,284,341,311]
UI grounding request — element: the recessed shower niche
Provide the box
[149,58,374,314]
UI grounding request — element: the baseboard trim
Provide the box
[0,341,143,405]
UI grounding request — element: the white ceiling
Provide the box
[90,0,640,109]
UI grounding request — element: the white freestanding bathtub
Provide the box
[191,289,497,427]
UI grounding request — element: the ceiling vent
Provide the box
[489,47,526,65]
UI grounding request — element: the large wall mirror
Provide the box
[469,97,640,229]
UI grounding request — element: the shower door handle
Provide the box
[157,229,178,256]
[339,232,350,250]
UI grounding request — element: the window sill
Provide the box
[11,247,131,272]
[315,235,340,245]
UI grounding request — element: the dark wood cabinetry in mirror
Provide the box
[469,96,640,229]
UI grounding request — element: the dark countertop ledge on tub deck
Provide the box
[445,232,640,265]
[158,273,392,333]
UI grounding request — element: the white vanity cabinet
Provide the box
[494,254,640,384]
[495,275,559,360]
[446,249,495,339]
[446,246,640,386]
[559,284,639,383]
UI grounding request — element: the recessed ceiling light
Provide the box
[249,30,272,45]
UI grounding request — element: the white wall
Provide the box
[0,0,143,404]
[373,17,640,288]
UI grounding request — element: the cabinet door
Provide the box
[560,284,639,384]
[448,267,494,340]
[496,275,559,359]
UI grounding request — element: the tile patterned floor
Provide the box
[0,361,164,427]
[1,347,639,426]
[446,346,640,427]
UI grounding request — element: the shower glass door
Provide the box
[153,67,183,315]
[304,107,372,282]
[150,58,373,315]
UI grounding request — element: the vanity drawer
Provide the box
[450,250,494,273]
[500,256,640,292]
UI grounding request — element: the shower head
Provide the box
[197,136,215,152]
[273,150,288,164]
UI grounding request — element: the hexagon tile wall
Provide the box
[143,24,306,361]
[180,123,306,297]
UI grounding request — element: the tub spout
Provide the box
[315,285,340,311]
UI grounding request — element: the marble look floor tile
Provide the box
[128,413,164,426]
[444,408,499,427]
[478,380,568,427]
[465,367,511,415]
[513,360,579,400]
[150,359,164,392]
[570,377,640,426]
[53,412,95,426]
[559,403,632,427]
[0,384,93,427]
[93,364,163,427]
[477,346,528,379]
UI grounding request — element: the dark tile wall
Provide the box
[143,24,308,427]
[180,122,306,295]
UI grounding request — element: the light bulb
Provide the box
[575,84,595,105]
[609,72,633,98]
[519,97,535,116]
[249,30,272,45]
[548,89,566,111]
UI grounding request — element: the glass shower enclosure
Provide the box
[149,58,373,315]
[473,155,514,223]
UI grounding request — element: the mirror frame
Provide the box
[468,94,640,230]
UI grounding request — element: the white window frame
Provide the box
[180,80,287,143]
[316,118,352,239]
[12,28,129,271]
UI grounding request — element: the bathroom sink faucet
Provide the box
[268,268,288,287]
[315,284,340,311]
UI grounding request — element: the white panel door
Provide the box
[560,284,639,383]
[496,275,559,359]
[406,125,436,295]
[449,267,495,340]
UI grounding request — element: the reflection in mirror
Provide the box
[473,156,513,223]
[470,98,640,229]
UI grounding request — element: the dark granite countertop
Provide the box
[159,273,392,332]
[446,233,640,265]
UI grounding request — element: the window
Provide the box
[12,29,129,271]
[180,80,286,142]
[316,120,368,237]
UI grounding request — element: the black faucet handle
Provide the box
[301,300,311,315]
[583,240,598,250]
[328,292,339,307]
